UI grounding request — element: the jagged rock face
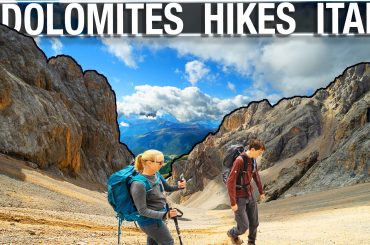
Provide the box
[0,25,133,184]
[173,64,370,199]
[265,151,319,201]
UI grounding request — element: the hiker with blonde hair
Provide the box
[130,149,186,245]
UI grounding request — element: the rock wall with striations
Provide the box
[171,63,370,201]
[0,25,133,185]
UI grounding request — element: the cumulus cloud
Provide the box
[100,37,260,75]
[117,85,250,122]
[185,60,210,85]
[172,37,370,97]
[255,37,370,96]
[167,38,261,76]
[50,37,63,54]
[167,37,370,97]
[245,88,282,105]
[101,38,137,68]
[101,36,370,97]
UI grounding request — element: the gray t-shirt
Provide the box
[130,174,179,220]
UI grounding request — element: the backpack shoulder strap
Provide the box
[155,172,165,192]
[235,154,250,190]
[155,172,165,184]
[240,154,249,172]
[131,175,152,191]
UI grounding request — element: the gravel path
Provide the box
[1,154,370,245]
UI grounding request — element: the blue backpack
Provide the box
[107,163,165,244]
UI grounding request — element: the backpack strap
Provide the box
[155,172,165,192]
[236,154,249,190]
[130,175,152,191]
[241,155,248,173]
[157,172,166,182]
[252,158,256,173]
[131,173,165,192]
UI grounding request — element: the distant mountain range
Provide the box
[118,115,218,156]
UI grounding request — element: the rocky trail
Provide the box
[1,154,370,245]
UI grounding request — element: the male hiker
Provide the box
[226,139,266,245]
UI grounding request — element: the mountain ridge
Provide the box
[0,25,133,185]
[169,62,370,205]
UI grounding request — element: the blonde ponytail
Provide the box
[134,150,164,173]
[135,154,144,173]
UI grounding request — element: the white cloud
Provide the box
[100,38,137,68]
[255,37,370,96]
[138,115,157,120]
[50,37,63,54]
[185,60,209,85]
[100,37,260,75]
[227,82,236,92]
[170,37,370,97]
[117,85,250,122]
[101,36,370,98]
[120,121,129,127]
[244,88,282,105]
[255,38,331,96]
[158,38,260,76]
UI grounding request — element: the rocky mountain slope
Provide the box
[171,63,370,202]
[0,25,133,185]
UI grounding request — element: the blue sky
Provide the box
[35,35,370,123]
[37,36,256,99]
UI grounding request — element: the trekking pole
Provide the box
[173,211,184,245]
[166,203,184,245]
[117,216,123,245]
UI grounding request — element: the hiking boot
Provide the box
[227,230,244,245]
[247,241,255,245]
